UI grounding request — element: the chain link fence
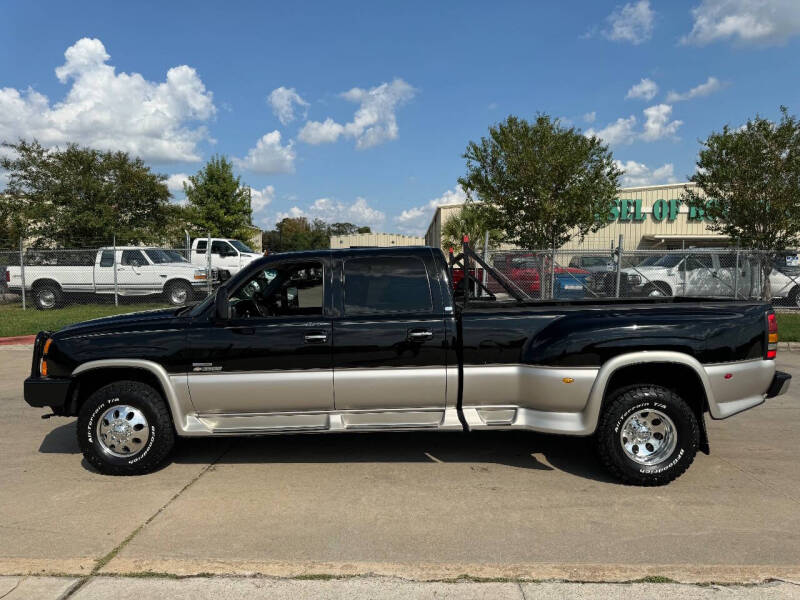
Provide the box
[0,234,242,336]
[2,235,800,338]
[481,245,800,308]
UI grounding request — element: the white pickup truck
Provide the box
[622,249,800,304]
[6,247,211,310]
[190,238,260,276]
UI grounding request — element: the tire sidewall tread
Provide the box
[597,384,699,486]
[77,380,175,475]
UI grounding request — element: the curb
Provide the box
[778,342,800,352]
[0,335,36,346]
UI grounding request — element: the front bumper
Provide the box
[766,371,791,398]
[24,376,72,409]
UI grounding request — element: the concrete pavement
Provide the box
[1,344,799,587]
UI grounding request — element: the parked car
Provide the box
[486,253,590,299]
[621,250,759,298]
[6,246,211,309]
[568,255,615,273]
[24,246,789,485]
[191,238,260,276]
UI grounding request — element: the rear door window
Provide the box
[99,250,114,267]
[343,256,433,315]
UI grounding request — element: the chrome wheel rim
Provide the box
[620,409,677,466]
[648,287,665,297]
[97,405,150,457]
[39,290,56,308]
[170,287,188,304]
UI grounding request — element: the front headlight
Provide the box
[628,274,641,286]
[193,268,208,280]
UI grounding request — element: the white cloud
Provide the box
[166,173,190,196]
[394,186,467,236]
[233,131,296,174]
[249,185,275,212]
[298,78,415,149]
[277,197,386,230]
[298,118,345,144]
[586,115,638,145]
[583,111,597,124]
[0,38,215,162]
[682,0,800,45]
[602,1,655,44]
[626,78,658,101]
[665,76,725,102]
[267,87,308,125]
[586,103,682,145]
[615,160,678,187]
[641,104,683,141]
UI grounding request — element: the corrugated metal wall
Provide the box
[330,233,425,248]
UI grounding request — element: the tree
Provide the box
[441,202,502,250]
[0,139,173,246]
[458,115,622,249]
[328,222,372,236]
[263,219,372,252]
[263,217,330,252]
[184,155,253,240]
[683,106,800,251]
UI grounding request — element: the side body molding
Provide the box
[72,359,208,435]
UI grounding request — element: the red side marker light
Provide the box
[724,373,732,380]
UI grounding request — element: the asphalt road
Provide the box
[1,344,799,585]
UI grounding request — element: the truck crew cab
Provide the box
[24,247,790,485]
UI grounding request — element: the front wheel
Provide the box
[596,384,698,486]
[165,280,193,306]
[77,381,175,475]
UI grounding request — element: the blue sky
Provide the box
[2,0,800,235]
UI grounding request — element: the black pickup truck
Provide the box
[24,246,790,485]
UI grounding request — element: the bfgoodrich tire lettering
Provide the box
[597,384,698,486]
[77,380,175,475]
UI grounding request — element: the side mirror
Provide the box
[215,290,230,320]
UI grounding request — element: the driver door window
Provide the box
[231,262,324,319]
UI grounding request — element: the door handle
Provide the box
[407,329,433,341]
[304,332,328,344]
[231,326,255,335]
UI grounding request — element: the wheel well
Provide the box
[643,281,672,295]
[164,278,192,291]
[604,362,710,454]
[67,367,167,416]
[31,278,62,292]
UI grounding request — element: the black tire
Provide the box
[597,384,698,486]
[77,381,175,475]
[33,283,63,310]
[643,282,672,297]
[789,286,800,308]
[165,280,192,306]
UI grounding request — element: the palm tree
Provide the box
[441,203,502,250]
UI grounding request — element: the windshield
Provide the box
[229,240,254,253]
[651,255,683,268]
[638,255,663,266]
[144,249,175,264]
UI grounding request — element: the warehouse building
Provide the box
[330,232,425,249]
[425,182,724,251]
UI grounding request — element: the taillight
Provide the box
[4,270,8,282]
[767,313,778,359]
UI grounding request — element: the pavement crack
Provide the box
[517,580,528,600]
[0,577,24,600]
[61,441,234,598]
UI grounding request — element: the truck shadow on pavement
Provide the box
[39,421,618,484]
